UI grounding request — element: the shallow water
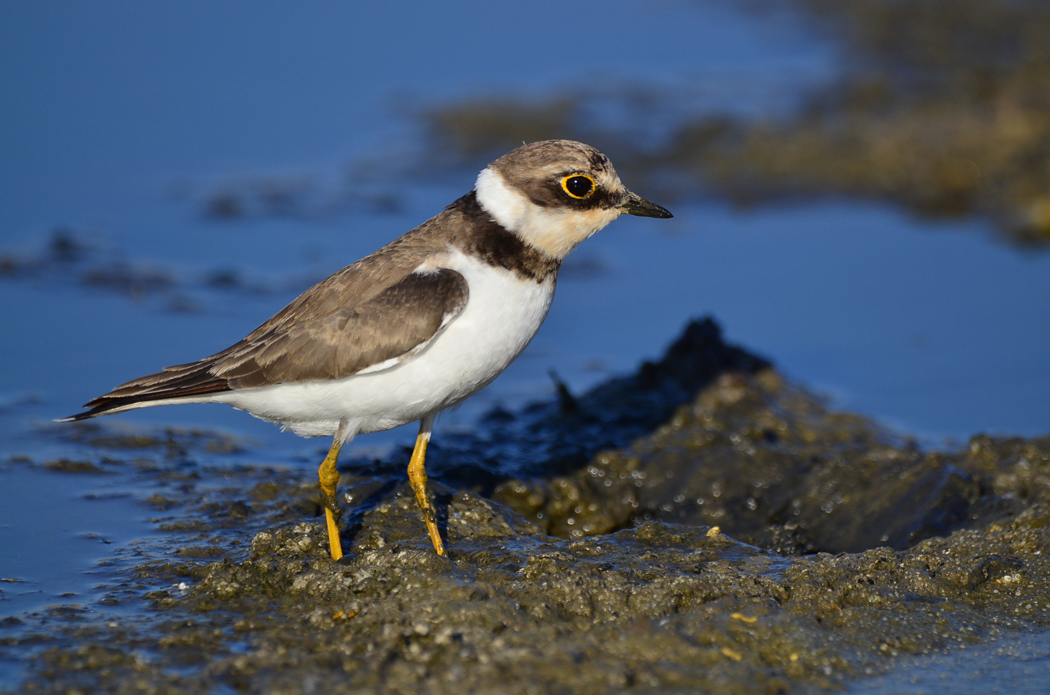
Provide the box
[0,463,151,614]
[847,629,1050,695]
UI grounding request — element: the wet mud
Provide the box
[3,319,1049,694]
[667,0,1050,244]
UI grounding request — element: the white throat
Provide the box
[474,167,622,260]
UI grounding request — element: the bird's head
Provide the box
[474,140,672,259]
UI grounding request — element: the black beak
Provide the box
[618,190,673,219]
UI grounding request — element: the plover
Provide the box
[62,140,672,560]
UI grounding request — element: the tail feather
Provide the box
[59,362,231,422]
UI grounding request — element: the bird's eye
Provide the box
[560,174,595,200]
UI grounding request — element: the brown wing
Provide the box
[65,268,469,420]
[213,268,468,387]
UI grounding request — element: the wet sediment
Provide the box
[3,318,1049,694]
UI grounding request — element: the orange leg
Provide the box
[407,415,444,555]
[318,432,345,561]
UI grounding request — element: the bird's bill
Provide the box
[618,190,673,219]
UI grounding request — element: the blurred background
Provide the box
[1,0,1049,613]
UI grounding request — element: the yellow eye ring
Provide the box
[560,174,596,200]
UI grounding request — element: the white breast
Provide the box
[213,248,556,438]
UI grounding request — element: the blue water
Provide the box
[0,462,152,610]
[847,629,1050,695]
[1,0,1048,663]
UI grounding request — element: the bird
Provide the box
[61,140,672,560]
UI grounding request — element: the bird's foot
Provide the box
[318,440,344,561]
[408,428,445,556]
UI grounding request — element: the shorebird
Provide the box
[62,140,672,560]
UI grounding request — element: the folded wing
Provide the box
[64,268,469,420]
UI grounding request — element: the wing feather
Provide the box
[65,267,469,420]
[213,267,468,386]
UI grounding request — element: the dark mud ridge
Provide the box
[4,318,1050,694]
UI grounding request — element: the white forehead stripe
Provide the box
[475,167,529,233]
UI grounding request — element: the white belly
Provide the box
[214,249,556,438]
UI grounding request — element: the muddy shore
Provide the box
[3,319,1048,694]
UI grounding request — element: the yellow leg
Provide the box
[408,416,444,555]
[318,434,344,561]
